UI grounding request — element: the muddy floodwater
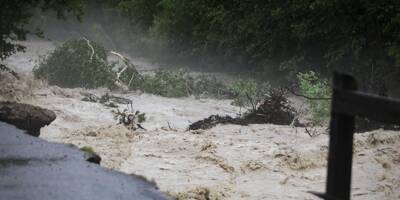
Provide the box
[2,40,400,200]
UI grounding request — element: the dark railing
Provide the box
[312,72,400,200]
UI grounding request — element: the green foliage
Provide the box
[0,1,84,61]
[119,66,143,90]
[4,1,400,90]
[297,71,331,124]
[135,111,146,123]
[110,0,161,30]
[227,79,270,110]
[128,69,231,99]
[33,39,116,89]
[228,79,258,107]
[141,70,190,97]
[106,0,400,88]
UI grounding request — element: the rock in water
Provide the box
[0,101,56,137]
[80,146,102,164]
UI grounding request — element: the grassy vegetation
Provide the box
[140,70,190,97]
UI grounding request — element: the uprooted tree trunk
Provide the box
[189,88,297,130]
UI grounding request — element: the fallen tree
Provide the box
[33,38,142,91]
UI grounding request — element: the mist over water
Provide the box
[27,2,267,82]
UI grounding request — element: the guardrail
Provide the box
[311,72,400,200]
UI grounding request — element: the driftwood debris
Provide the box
[244,89,295,125]
[189,115,247,130]
[81,93,132,107]
[81,92,146,131]
[113,109,146,131]
[189,89,297,130]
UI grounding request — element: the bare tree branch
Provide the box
[127,72,136,88]
[109,51,143,90]
[305,127,313,137]
[82,37,95,61]
[110,51,129,80]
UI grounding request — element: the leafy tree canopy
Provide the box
[107,0,400,90]
[0,0,84,61]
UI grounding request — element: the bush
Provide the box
[228,79,257,107]
[190,75,232,99]
[297,71,331,124]
[243,88,295,125]
[228,79,270,110]
[141,70,190,97]
[139,71,236,98]
[33,39,116,89]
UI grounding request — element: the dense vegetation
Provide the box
[106,0,400,92]
[297,71,331,124]
[0,0,84,79]
[33,38,268,113]
[3,1,399,92]
[2,1,400,121]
